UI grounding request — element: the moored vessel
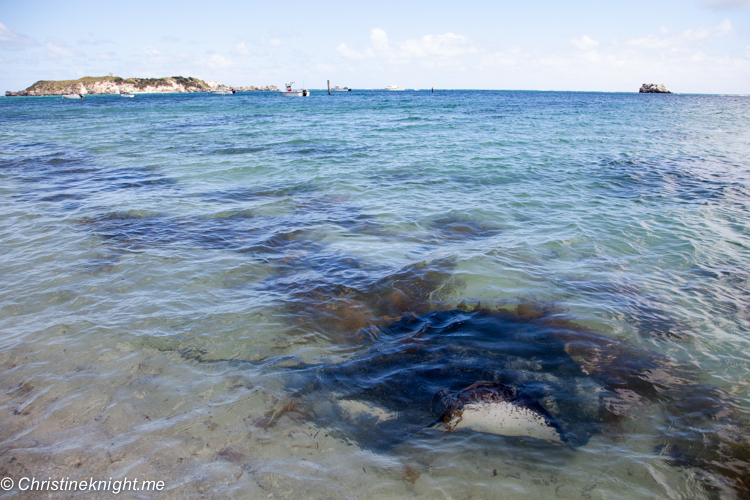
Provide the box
[331,85,351,92]
[62,94,84,99]
[385,85,405,91]
[279,82,309,97]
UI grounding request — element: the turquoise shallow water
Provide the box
[1,91,749,499]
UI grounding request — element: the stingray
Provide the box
[282,308,606,451]
[429,381,566,444]
[272,306,750,497]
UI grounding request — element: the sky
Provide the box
[1,0,749,93]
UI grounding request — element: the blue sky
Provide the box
[1,0,749,93]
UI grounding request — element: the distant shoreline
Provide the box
[5,76,277,97]
[3,90,280,97]
[3,88,747,97]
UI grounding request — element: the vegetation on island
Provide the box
[6,75,212,95]
[25,76,123,93]
[4,76,277,96]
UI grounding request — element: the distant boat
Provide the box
[121,93,134,98]
[211,88,234,95]
[414,89,419,91]
[279,82,309,97]
[331,85,351,92]
[62,94,84,99]
[385,85,405,91]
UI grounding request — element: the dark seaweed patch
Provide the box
[75,210,274,252]
[76,212,185,249]
[291,197,389,237]
[271,140,367,159]
[689,262,750,319]
[559,277,688,339]
[267,257,463,344]
[39,193,88,202]
[1,143,178,205]
[423,213,502,242]
[199,182,318,203]
[90,171,177,190]
[597,155,736,205]
[214,147,267,155]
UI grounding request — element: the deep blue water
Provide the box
[1,90,749,499]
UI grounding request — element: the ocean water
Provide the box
[0,90,749,499]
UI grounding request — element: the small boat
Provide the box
[279,82,309,97]
[331,85,351,92]
[62,94,84,99]
[385,85,405,91]
[211,88,234,95]
[121,93,135,98]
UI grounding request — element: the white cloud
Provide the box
[77,38,113,46]
[337,28,479,65]
[702,0,750,8]
[234,41,251,55]
[627,19,735,50]
[0,21,38,49]
[571,35,599,50]
[45,38,75,58]
[714,18,735,36]
[337,42,374,60]
[259,36,283,47]
[331,21,748,92]
[143,46,161,56]
[477,19,748,92]
[205,54,234,69]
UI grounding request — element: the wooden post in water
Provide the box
[328,80,331,95]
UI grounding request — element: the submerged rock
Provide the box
[639,83,672,94]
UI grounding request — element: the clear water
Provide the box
[1,91,749,499]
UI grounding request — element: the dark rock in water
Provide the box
[639,83,672,94]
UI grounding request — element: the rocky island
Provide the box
[5,76,277,96]
[639,83,671,94]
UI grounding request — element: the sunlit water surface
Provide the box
[1,91,749,499]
